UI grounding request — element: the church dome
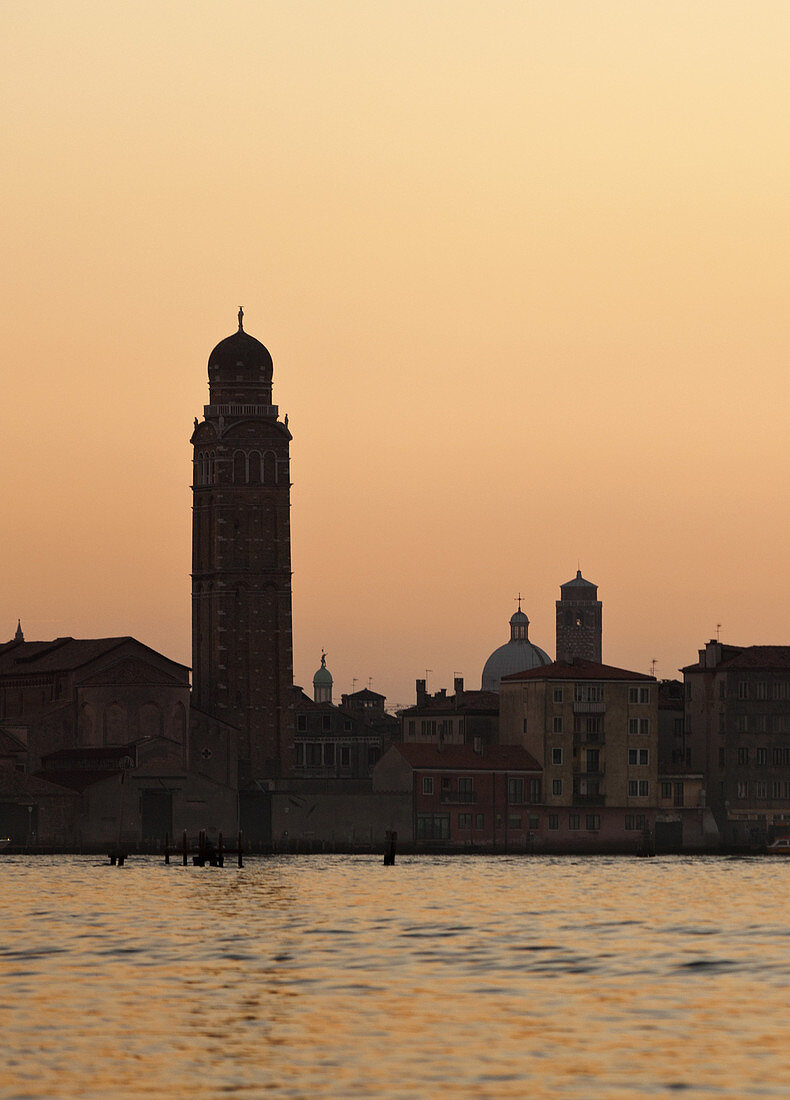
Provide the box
[481,604,551,691]
[208,308,273,380]
[313,651,333,703]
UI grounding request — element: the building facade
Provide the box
[683,640,790,847]
[191,309,294,781]
[399,677,500,748]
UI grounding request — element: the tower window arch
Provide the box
[263,450,277,485]
[233,450,247,484]
[248,451,262,483]
[208,451,215,484]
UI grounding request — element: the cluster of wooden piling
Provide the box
[110,831,244,867]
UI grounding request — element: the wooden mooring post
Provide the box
[217,832,224,867]
[237,830,243,868]
[383,830,397,866]
[164,832,170,865]
[182,829,188,866]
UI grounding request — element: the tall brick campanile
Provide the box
[191,309,293,780]
[555,570,602,664]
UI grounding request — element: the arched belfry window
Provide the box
[208,451,215,484]
[233,451,247,484]
[248,451,262,484]
[263,451,277,485]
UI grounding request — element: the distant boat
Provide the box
[766,837,790,855]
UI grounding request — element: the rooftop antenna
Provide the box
[650,658,658,678]
[716,623,722,642]
[368,677,373,690]
[352,677,358,693]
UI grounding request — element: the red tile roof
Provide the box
[391,742,541,772]
[501,659,654,683]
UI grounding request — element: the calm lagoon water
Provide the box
[2,854,790,1098]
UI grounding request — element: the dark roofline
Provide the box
[502,659,655,683]
[0,636,191,675]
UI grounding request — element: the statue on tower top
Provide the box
[238,306,244,332]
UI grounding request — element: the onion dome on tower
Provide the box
[481,599,551,692]
[313,651,333,704]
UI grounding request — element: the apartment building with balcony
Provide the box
[498,659,660,849]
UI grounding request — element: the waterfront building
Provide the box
[683,640,790,847]
[372,742,543,850]
[190,309,294,782]
[498,659,662,848]
[555,570,602,664]
[399,677,500,747]
[481,603,551,691]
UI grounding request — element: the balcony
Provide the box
[572,794,606,806]
[204,403,279,419]
[573,701,606,714]
[573,734,602,747]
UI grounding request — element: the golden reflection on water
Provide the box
[2,854,790,1097]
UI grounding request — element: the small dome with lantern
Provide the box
[313,651,333,703]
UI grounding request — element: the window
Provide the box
[553,687,564,704]
[529,815,539,830]
[416,814,450,840]
[306,743,322,766]
[548,815,559,830]
[628,687,651,704]
[458,777,474,801]
[719,747,726,768]
[736,781,748,799]
[586,815,600,830]
[441,776,451,790]
[508,815,522,829]
[422,777,434,795]
[639,780,649,797]
[628,718,650,736]
[574,684,604,703]
[756,748,767,766]
[407,720,415,737]
[756,682,768,700]
[321,714,331,732]
[552,716,563,733]
[344,719,352,732]
[295,743,305,767]
[674,782,684,807]
[552,779,563,796]
[628,780,649,797]
[737,715,749,734]
[568,814,581,830]
[508,778,525,804]
[773,781,782,799]
[586,749,600,772]
[459,813,473,829]
[575,715,602,737]
[625,814,646,830]
[551,748,563,765]
[475,814,484,830]
[738,681,749,700]
[368,747,380,767]
[340,746,350,767]
[324,743,335,766]
[296,714,307,732]
[628,749,649,766]
[756,782,767,799]
[719,680,726,700]
[661,782,672,799]
[529,778,541,803]
[737,747,749,766]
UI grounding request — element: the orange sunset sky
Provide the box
[3,1,790,707]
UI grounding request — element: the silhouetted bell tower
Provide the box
[190,309,293,780]
[555,570,602,664]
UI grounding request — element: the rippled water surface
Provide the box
[2,855,790,1097]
